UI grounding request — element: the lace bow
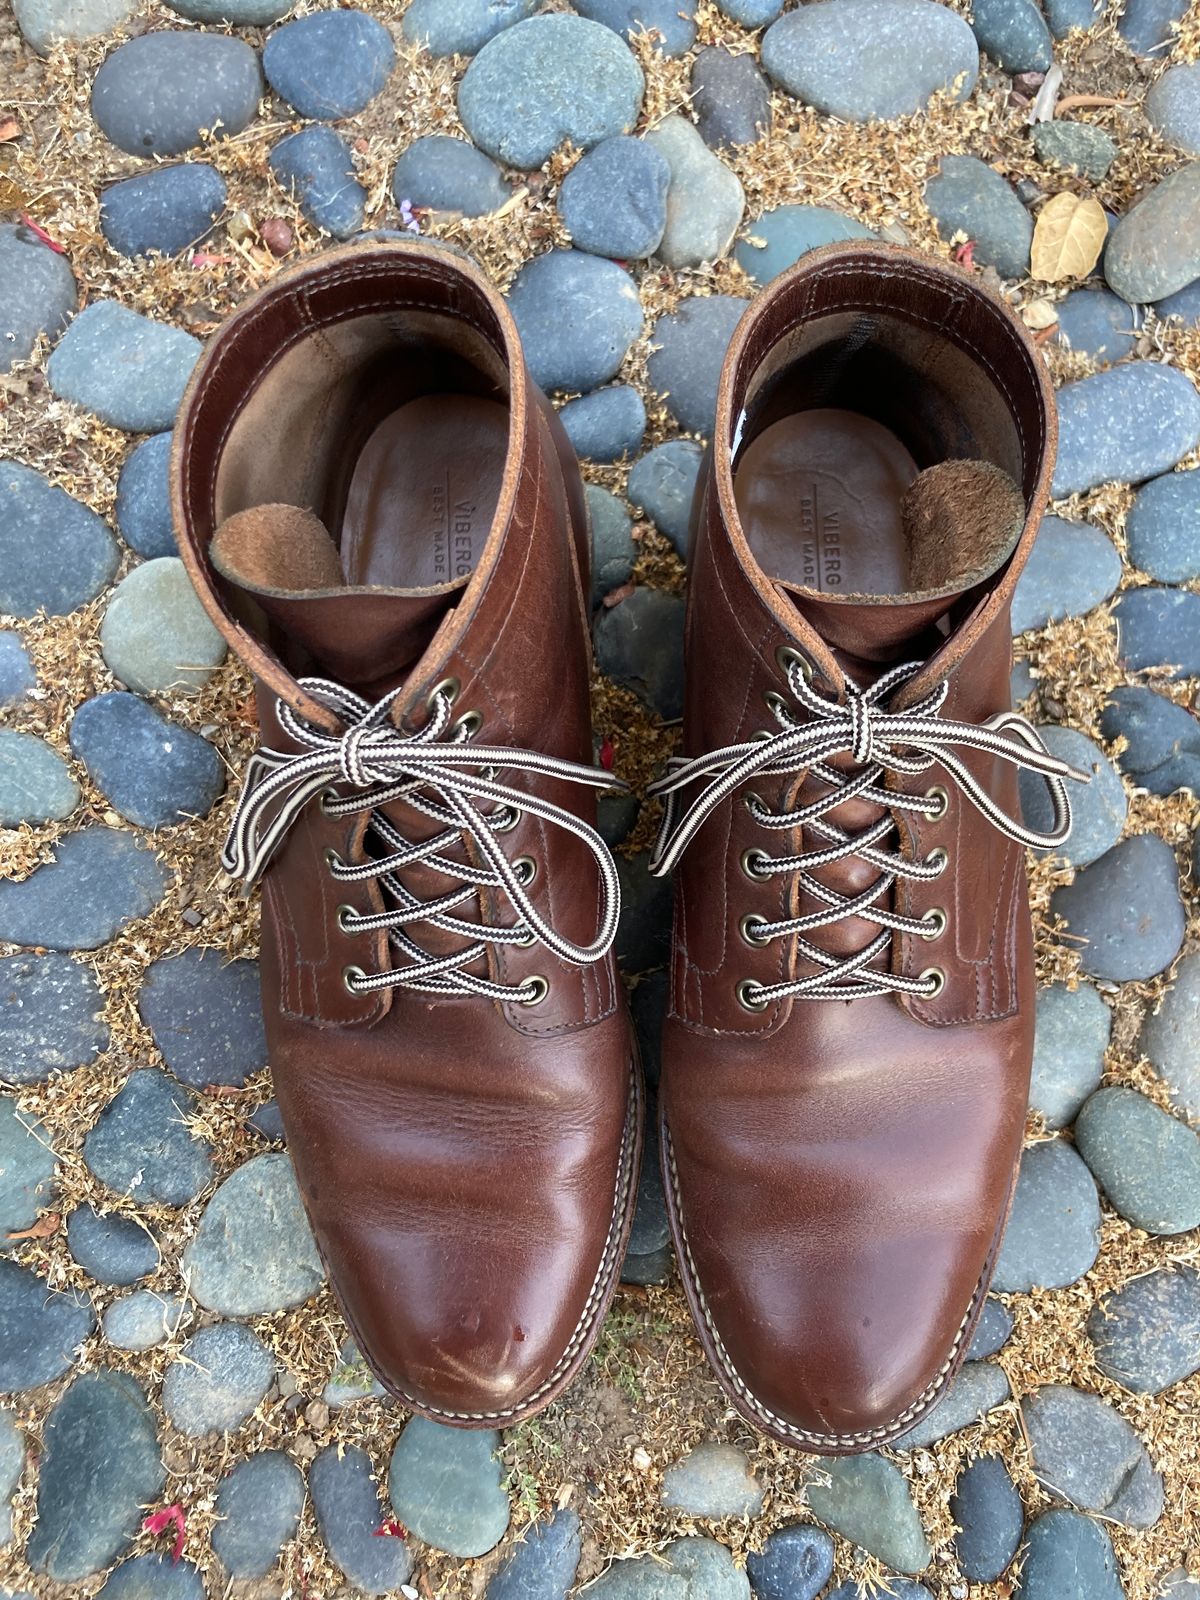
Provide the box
[648,658,1089,1005]
[223,677,624,1003]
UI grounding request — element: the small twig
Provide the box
[1054,93,1132,116]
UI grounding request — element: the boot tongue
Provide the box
[781,460,1026,668]
[211,505,466,695]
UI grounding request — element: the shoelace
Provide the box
[648,655,1089,1007]
[223,677,625,1003]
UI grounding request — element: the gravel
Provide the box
[182,1152,324,1316]
[70,691,224,829]
[1028,980,1110,1129]
[163,1322,277,1436]
[0,221,78,373]
[1050,833,1186,983]
[660,1443,764,1519]
[0,1099,57,1251]
[90,32,263,158]
[1022,1384,1164,1528]
[83,1068,215,1206]
[47,301,201,431]
[115,432,175,558]
[507,250,643,395]
[0,459,119,618]
[1074,1085,1200,1235]
[100,557,227,695]
[389,1417,511,1558]
[0,951,109,1086]
[0,827,168,952]
[138,947,266,1089]
[991,1137,1102,1292]
[26,1369,163,1582]
[100,165,226,259]
[458,16,644,169]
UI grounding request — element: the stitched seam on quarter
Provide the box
[664,1127,985,1447]
[368,1072,639,1422]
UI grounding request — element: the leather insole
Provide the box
[340,393,509,589]
[735,410,919,596]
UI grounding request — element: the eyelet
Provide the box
[521,975,550,1006]
[775,644,812,684]
[925,846,949,877]
[318,786,338,816]
[741,847,771,880]
[513,855,537,886]
[925,785,948,821]
[920,907,947,942]
[735,978,770,1012]
[493,804,521,834]
[763,689,789,718]
[920,966,946,998]
[342,964,366,993]
[336,904,358,935]
[740,913,772,947]
[513,927,537,948]
[324,846,345,873]
[744,790,764,814]
[453,709,482,739]
[425,675,460,712]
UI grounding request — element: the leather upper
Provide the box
[172,241,640,1423]
[662,243,1056,1451]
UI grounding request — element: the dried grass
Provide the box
[2,0,1200,1593]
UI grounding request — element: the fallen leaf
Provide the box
[19,215,64,253]
[1031,192,1108,282]
[6,1212,60,1241]
[1028,63,1064,124]
[0,117,19,141]
[143,1504,187,1564]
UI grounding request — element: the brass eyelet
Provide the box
[336,904,358,936]
[513,927,537,948]
[318,786,338,816]
[522,975,550,1006]
[763,689,789,718]
[736,978,770,1012]
[453,709,483,739]
[342,964,366,994]
[920,907,947,942]
[324,846,345,873]
[513,855,537,886]
[925,785,949,821]
[493,804,521,834]
[920,966,946,998]
[775,644,812,684]
[740,913,772,947]
[744,789,764,814]
[925,846,949,878]
[425,675,460,712]
[741,847,771,881]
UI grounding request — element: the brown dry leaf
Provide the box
[1031,192,1109,282]
[6,1212,61,1241]
[0,117,20,141]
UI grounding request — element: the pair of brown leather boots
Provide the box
[173,239,1081,1453]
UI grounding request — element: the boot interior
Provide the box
[193,305,517,687]
[732,310,1029,603]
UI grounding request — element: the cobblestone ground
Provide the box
[1,0,1200,1596]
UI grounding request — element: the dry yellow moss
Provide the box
[2,0,1200,1594]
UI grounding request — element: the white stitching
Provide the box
[351,1070,641,1422]
[664,1126,988,1448]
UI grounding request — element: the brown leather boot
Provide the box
[172,240,642,1425]
[650,243,1085,1453]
